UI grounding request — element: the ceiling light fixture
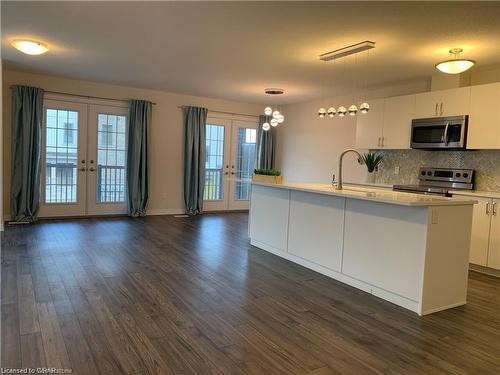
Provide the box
[11,39,49,55]
[320,41,375,62]
[435,48,475,74]
[263,89,285,131]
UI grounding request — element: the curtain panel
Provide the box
[10,85,44,222]
[256,115,276,170]
[126,100,152,217]
[183,106,208,215]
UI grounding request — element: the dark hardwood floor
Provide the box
[1,213,500,374]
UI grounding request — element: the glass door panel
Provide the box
[203,118,231,211]
[229,121,258,210]
[87,105,128,215]
[39,100,88,217]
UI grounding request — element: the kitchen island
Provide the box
[249,181,477,315]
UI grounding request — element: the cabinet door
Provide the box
[468,83,500,149]
[440,87,470,116]
[466,197,492,266]
[487,199,500,270]
[382,95,415,149]
[414,91,442,118]
[355,98,384,149]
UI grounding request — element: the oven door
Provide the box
[411,116,468,149]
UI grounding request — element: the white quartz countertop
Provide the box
[252,181,477,207]
[450,189,500,199]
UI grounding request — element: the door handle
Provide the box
[79,167,86,172]
[443,122,450,146]
[225,172,229,175]
[231,172,235,175]
[89,167,95,172]
[440,102,443,116]
[486,202,491,215]
[81,160,86,164]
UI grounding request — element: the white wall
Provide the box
[2,69,263,218]
[276,79,431,184]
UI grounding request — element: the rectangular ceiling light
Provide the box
[319,41,375,61]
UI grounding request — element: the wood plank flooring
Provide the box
[1,213,500,374]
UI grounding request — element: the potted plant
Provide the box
[361,152,383,183]
[252,168,283,184]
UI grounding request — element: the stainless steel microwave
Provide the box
[411,115,468,150]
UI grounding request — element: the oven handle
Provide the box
[443,122,450,146]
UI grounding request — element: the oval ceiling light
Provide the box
[435,48,475,74]
[11,39,49,55]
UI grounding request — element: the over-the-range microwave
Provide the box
[410,115,468,150]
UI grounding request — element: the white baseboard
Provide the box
[146,208,185,216]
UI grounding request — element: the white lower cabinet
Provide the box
[287,191,344,272]
[455,194,500,270]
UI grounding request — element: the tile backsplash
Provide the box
[374,150,500,191]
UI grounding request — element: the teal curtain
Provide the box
[257,115,276,169]
[10,85,44,222]
[183,106,207,215]
[126,100,152,217]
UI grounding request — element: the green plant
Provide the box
[253,168,281,176]
[361,152,383,173]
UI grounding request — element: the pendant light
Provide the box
[262,89,285,131]
[435,48,475,74]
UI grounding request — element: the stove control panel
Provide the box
[418,168,475,189]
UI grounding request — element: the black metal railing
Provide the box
[97,165,126,203]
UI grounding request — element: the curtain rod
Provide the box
[10,86,157,105]
[177,105,258,118]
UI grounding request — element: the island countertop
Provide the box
[251,181,477,207]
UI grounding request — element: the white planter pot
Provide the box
[366,171,376,183]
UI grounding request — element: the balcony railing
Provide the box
[97,165,126,203]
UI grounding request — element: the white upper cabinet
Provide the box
[414,87,470,118]
[382,95,415,149]
[355,98,384,149]
[467,82,500,149]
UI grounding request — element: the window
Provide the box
[235,128,257,200]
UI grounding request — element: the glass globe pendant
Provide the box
[262,122,271,131]
[337,106,347,117]
[348,105,358,116]
[327,107,336,117]
[272,110,280,119]
[318,108,326,118]
[264,107,273,116]
[270,118,279,127]
[360,102,370,114]
[277,114,285,123]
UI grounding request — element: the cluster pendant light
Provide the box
[262,88,285,131]
[316,41,375,119]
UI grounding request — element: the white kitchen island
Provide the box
[249,182,477,315]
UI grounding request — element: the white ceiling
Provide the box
[2,1,500,104]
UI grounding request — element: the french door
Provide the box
[203,117,258,211]
[39,99,128,218]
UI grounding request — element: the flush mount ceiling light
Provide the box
[262,89,285,131]
[11,39,49,55]
[435,48,475,74]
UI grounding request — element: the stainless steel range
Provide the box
[393,167,475,197]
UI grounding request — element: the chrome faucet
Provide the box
[336,148,364,190]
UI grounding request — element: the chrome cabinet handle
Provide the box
[381,137,384,148]
[440,102,443,116]
[377,137,381,147]
[486,202,491,215]
[435,103,438,116]
[493,202,497,216]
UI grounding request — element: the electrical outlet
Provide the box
[394,166,400,175]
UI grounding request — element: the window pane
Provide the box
[97,113,127,203]
[235,127,257,201]
[204,124,225,201]
[45,109,79,203]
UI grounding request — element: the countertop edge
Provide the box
[252,181,477,207]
